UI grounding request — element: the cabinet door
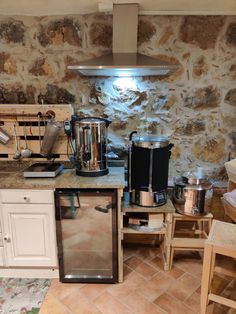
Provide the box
[2,204,57,267]
[0,247,5,266]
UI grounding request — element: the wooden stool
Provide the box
[201,220,236,314]
[169,212,213,269]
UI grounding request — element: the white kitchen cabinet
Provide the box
[0,189,57,268]
[0,213,4,266]
[0,248,4,266]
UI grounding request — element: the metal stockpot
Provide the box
[40,119,62,156]
[73,116,111,177]
[128,132,173,207]
[172,175,213,216]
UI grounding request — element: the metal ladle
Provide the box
[21,122,32,158]
[13,123,21,160]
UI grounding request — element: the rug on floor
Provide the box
[0,278,51,314]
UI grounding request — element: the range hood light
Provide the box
[75,68,172,77]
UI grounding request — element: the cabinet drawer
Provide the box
[0,189,54,204]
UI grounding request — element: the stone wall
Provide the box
[0,14,236,179]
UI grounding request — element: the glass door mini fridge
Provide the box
[55,189,118,283]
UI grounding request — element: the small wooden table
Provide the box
[120,199,175,281]
[201,219,236,313]
[169,212,213,269]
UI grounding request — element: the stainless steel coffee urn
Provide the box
[172,171,213,216]
[128,132,173,207]
[72,116,111,177]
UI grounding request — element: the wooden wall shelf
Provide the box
[0,104,73,161]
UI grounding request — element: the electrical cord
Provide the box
[66,135,76,165]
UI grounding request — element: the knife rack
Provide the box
[0,104,73,161]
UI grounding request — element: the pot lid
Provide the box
[74,116,111,126]
[181,168,209,185]
[132,135,169,148]
[78,117,105,123]
[175,176,212,190]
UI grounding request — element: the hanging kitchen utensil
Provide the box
[0,127,10,145]
[40,118,62,156]
[38,114,42,152]
[13,123,21,160]
[21,121,32,158]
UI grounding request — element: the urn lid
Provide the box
[132,135,169,149]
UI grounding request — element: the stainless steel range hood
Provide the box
[68,3,178,77]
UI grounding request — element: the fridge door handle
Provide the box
[94,202,113,213]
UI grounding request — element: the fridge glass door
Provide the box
[55,189,117,283]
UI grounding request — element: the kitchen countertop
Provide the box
[0,162,125,190]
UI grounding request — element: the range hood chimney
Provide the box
[68,3,178,77]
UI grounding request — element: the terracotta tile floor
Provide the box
[40,245,236,314]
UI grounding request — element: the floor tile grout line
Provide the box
[182,283,201,302]
[169,271,202,304]
[169,263,203,279]
[133,250,162,261]
[58,285,106,314]
[151,301,169,314]
[95,290,134,314]
[57,298,74,314]
[131,249,204,281]
[123,247,162,262]
[126,267,162,283]
[110,267,170,313]
[139,256,193,282]
[159,291,198,313]
[133,287,170,314]
[182,290,201,314]
[41,290,74,314]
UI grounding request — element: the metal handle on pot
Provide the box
[127,132,138,192]
[168,143,174,158]
[129,131,137,141]
[88,117,111,127]
[99,117,111,127]
[128,144,132,193]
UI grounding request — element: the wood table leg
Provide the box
[201,243,213,314]
[163,212,173,271]
[117,188,123,283]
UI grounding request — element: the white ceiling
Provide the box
[0,0,236,16]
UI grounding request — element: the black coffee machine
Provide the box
[128,132,173,207]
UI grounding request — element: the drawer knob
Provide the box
[3,235,10,242]
[23,196,30,201]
